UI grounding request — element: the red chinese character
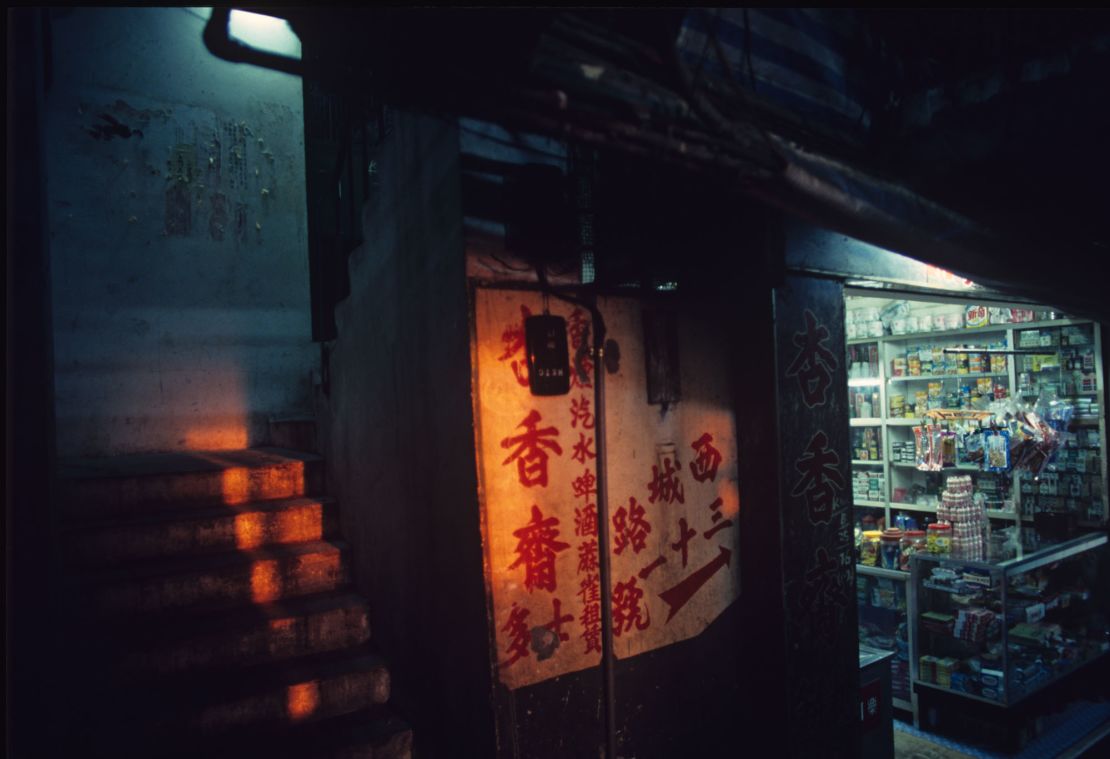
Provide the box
[501,410,563,488]
[612,576,650,636]
[580,602,602,654]
[790,431,845,525]
[638,556,667,579]
[689,433,722,483]
[577,573,600,605]
[574,503,598,538]
[508,504,571,592]
[578,573,602,654]
[571,469,597,500]
[799,547,849,637]
[571,433,597,464]
[498,305,534,388]
[500,602,531,667]
[670,517,696,567]
[702,497,733,540]
[785,310,838,408]
[567,308,593,389]
[647,456,685,505]
[577,539,599,574]
[544,598,574,643]
[570,396,595,429]
[612,497,651,555]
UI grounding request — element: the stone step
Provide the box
[70,646,394,754]
[72,539,349,616]
[264,707,414,759]
[58,447,324,519]
[62,496,338,567]
[115,591,372,676]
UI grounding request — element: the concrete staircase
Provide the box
[55,447,412,758]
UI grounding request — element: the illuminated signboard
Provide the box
[472,288,741,689]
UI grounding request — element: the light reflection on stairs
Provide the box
[57,447,412,758]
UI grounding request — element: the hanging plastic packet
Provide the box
[985,429,1011,472]
[914,426,930,471]
[941,431,957,468]
[929,426,945,471]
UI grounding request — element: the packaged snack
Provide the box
[985,429,1011,472]
[965,305,989,328]
[941,432,957,467]
[914,426,929,470]
[929,426,945,471]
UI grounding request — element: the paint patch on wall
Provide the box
[165,183,191,236]
[209,192,228,241]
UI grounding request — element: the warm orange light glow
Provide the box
[233,502,323,550]
[221,461,305,506]
[250,559,282,603]
[287,681,320,722]
[184,424,250,451]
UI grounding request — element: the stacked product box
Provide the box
[853,470,885,502]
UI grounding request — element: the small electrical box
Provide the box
[525,314,571,396]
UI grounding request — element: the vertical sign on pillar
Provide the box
[773,275,857,757]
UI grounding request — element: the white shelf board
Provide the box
[850,418,883,426]
[857,564,909,580]
[849,377,882,387]
[851,459,884,466]
[889,372,1008,383]
[854,499,887,508]
[888,503,938,513]
[846,318,1087,347]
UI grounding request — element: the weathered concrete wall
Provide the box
[320,111,496,756]
[45,7,315,457]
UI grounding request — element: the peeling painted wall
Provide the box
[45,7,315,457]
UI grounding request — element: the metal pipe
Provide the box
[535,267,616,758]
[591,304,618,759]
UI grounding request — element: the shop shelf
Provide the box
[913,680,1004,706]
[848,377,882,387]
[854,499,887,508]
[851,459,883,466]
[850,418,883,426]
[858,565,909,581]
[888,372,1008,383]
[888,503,938,513]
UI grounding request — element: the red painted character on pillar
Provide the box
[612,497,651,555]
[577,539,599,574]
[501,410,562,488]
[670,517,697,567]
[647,456,685,505]
[498,304,534,388]
[500,602,531,667]
[790,430,845,525]
[612,576,650,636]
[544,598,574,643]
[567,308,593,389]
[785,309,838,408]
[688,432,722,483]
[571,433,597,464]
[569,396,595,429]
[702,497,733,540]
[508,504,571,593]
[578,574,601,654]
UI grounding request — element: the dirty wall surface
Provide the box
[45,7,315,457]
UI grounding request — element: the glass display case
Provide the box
[857,567,913,708]
[911,530,1109,707]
